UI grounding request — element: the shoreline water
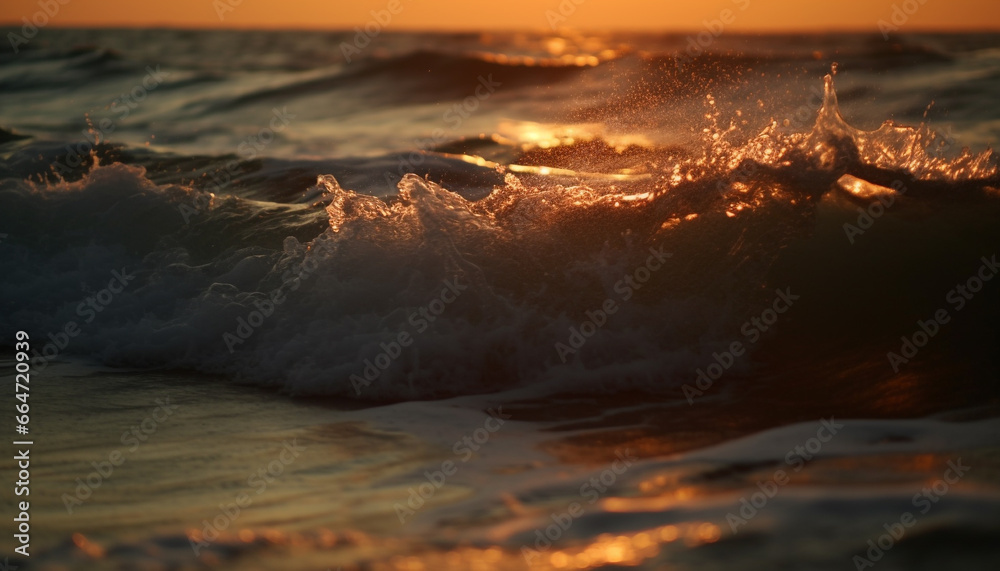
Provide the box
[3,356,998,569]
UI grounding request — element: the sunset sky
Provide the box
[2,0,999,31]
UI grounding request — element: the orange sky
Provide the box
[1,0,998,31]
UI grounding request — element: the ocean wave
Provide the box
[1,73,998,400]
[207,48,598,114]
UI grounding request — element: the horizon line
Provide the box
[2,23,1000,35]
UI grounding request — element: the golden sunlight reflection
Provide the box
[173,521,727,570]
[71,533,105,558]
[450,151,651,182]
[498,120,654,153]
[468,32,620,68]
[836,174,898,199]
[472,51,602,68]
[516,522,721,570]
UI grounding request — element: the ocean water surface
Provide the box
[1,29,999,570]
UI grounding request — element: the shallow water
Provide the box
[5,362,999,570]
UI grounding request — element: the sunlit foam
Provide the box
[836,174,898,199]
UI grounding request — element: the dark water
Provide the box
[1,29,999,570]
